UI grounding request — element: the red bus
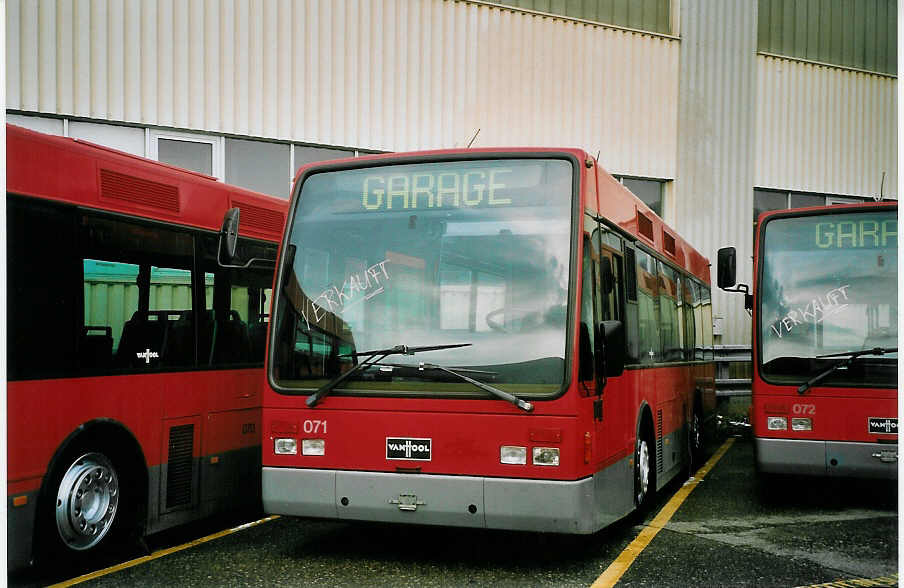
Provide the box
[718,201,897,478]
[229,148,716,533]
[7,124,286,570]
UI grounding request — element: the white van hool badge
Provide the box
[868,417,898,434]
[386,437,432,460]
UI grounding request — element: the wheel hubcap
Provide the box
[55,453,119,550]
[693,414,702,452]
[636,439,650,503]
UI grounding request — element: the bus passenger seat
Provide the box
[249,321,268,361]
[80,326,113,369]
[210,311,253,365]
[116,311,169,367]
[163,311,196,366]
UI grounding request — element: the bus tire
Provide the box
[688,403,704,474]
[634,424,655,510]
[39,441,138,563]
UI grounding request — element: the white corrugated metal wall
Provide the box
[5,0,898,346]
[756,55,898,199]
[675,0,757,346]
[5,0,679,179]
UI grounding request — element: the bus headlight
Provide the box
[532,447,560,466]
[791,418,812,431]
[500,446,527,465]
[767,416,788,431]
[302,439,326,456]
[275,438,298,455]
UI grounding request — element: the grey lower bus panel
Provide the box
[263,456,635,533]
[755,438,898,478]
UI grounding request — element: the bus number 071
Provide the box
[303,420,327,434]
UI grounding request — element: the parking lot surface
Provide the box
[10,437,897,587]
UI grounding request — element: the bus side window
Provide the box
[682,278,697,361]
[635,248,661,363]
[580,234,598,385]
[81,214,194,373]
[201,234,277,367]
[7,195,81,380]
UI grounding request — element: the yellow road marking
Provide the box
[591,437,735,588]
[796,574,899,587]
[49,515,281,587]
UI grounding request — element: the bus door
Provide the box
[580,215,606,464]
[581,216,626,466]
[599,230,626,461]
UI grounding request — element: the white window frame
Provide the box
[147,129,224,180]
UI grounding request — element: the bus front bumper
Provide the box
[263,466,629,534]
[755,438,898,478]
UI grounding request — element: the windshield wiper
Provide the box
[414,362,534,412]
[306,343,471,407]
[797,346,897,395]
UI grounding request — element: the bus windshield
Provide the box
[758,209,898,387]
[272,158,574,399]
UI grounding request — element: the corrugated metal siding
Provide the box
[756,55,897,199]
[489,0,672,34]
[5,0,678,178]
[757,0,897,76]
[675,0,757,346]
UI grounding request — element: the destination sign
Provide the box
[815,218,897,249]
[361,167,514,211]
[297,158,572,218]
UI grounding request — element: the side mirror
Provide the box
[600,320,625,378]
[221,208,241,261]
[216,208,276,269]
[717,247,736,289]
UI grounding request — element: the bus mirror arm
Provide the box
[217,207,277,269]
[722,283,753,311]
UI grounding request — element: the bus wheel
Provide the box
[688,406,703,473]
[634,434,653,508]
[51,451,121,553]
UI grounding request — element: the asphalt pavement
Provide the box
[9,436,898,587]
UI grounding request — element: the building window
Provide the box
[618,177,664,217]
[7,113,64,136]
[149,130,223,179]
[753,188,866,237]
[69,121,146,157]
[226,138,291,199]
[294,145,355,172]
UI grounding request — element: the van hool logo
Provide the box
[868,417,898,434]
[136,349,160,364]
[386,437,432,461]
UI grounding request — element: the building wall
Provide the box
[5,0,679,180]
[675,0,757,345]
[756,56,898,198]
[5,0,898,346]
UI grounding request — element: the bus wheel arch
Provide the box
[37,420,148,561]
[633,404,656,510]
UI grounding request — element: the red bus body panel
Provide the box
[6,124,286,570]
[262,147,715,533]
[750,202,897,477]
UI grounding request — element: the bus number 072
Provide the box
[792,404,815,415]
[303,420,327,434]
